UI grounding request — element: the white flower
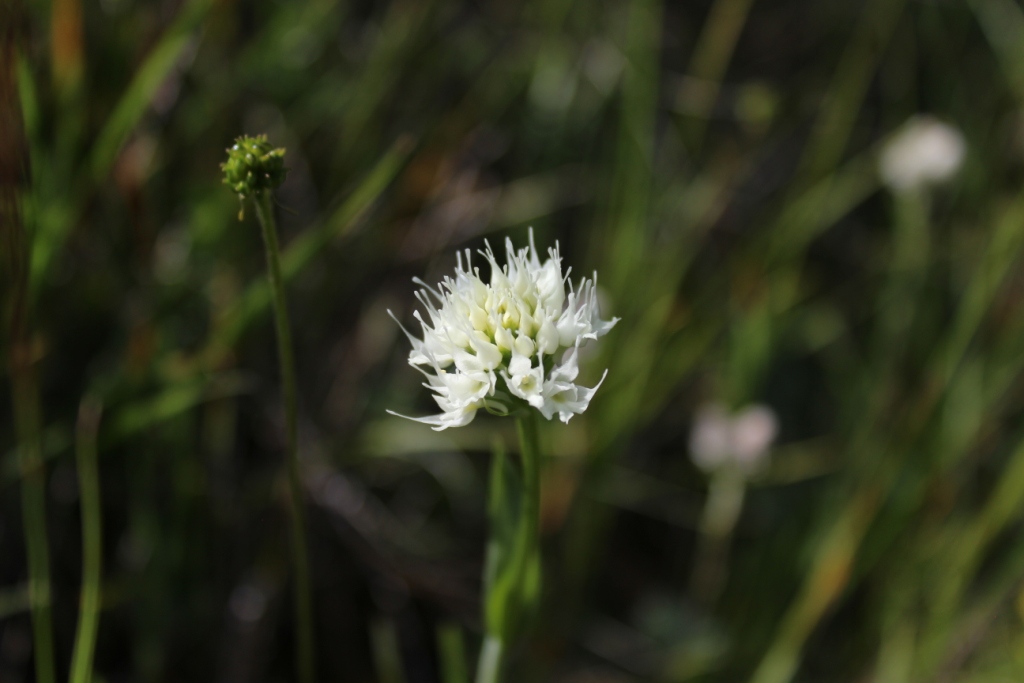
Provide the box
[879,116,966,192]
[388,230,618,430]
[690,403,778,474]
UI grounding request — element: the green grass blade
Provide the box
[89,0,213,181]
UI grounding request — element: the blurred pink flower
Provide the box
[689,403,778,474]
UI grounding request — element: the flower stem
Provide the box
[70,399,103,683]
[476,414,542,683]
[253,191,316,683]
[515,411,542,601]
[474,635,505,683]
[874,188,929,373]
[689,468,746,604]
[513,412,542,652]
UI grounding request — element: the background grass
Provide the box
[4,0,1024,681]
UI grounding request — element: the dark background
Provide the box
[4,0,1024,681]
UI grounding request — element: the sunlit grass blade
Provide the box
[931,195,1024,387]
[684,0,757,149]
[766,145,881,263]
[601,0,659,294]
[751,485,884,683]
[331,0,436,176]
[796,0,906,181]
[88,0,213,182]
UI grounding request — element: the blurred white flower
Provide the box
[879,116,966,192]
[389,230,619,430]
[690,403,778,474]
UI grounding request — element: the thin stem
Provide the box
[437,622,470,683]
[5,136,55,683]
[253,191,316,683]
[515,412,542,603]
[689,468,746,603]
[70,398,103,683]
[512,411,542,650]
[474,636,504,683]
[873,189,929,370]
[12,365,55,683]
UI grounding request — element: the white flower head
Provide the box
[879,115,966,192]
[690,403,778,475]
[388,229,619,430]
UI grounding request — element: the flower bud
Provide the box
[221,134,287,199]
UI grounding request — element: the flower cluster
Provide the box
[221,135,288,198]
[389,231,618,430]
[879,116,965,192]
[689,403,778,475]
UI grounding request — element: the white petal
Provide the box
[513,334,535,358]
[536,318,559,354]
[386,404,480,431]
[549,346,580,384]
[731,404,778,466]
[538,367,607,423]
[689,404,732,471]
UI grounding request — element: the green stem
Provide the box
[438,622,470,683]
[474,635,505,683]
[509,413,543,678]
[13,368,55,683]
[515,412,542,604]
[253,191,316,683]
[7,191,55,683]
[70,399,103,683]
[476,414,541,683]
[689,468,746,603]
[873,189,929,369]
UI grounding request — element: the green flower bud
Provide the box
[221,135,287,199]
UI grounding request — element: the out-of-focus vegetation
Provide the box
[4,0,1024,680]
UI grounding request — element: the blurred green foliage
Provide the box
[5,0,1024,681]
